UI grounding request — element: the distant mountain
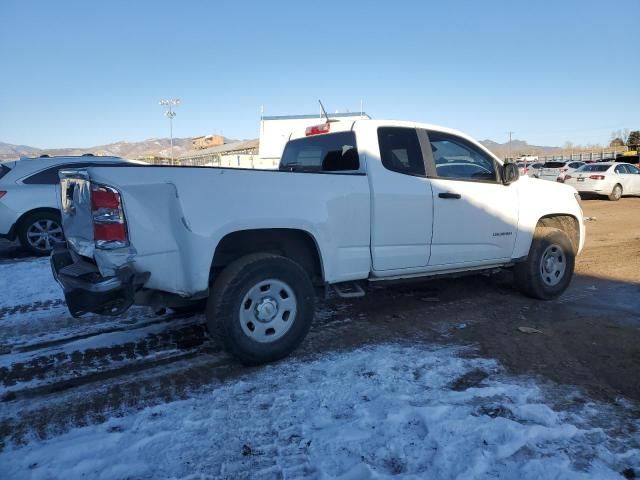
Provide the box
[0,136,237,161]
[2,136,558,162]
[0,142,41,159]
[479,139,560,158]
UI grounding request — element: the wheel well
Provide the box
[15,208,61,233]
[537,214,579,253]
[211,229,324,286]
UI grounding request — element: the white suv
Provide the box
[0,155,142,255]
[538,161,586,182]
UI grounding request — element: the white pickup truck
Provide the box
[51,119,585,364]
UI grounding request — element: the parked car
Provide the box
[517,161,544,177]
[564,162,640,201]
[616,155,639,166]
[0,155,143,255]
[52,120,585,364]
[538,161,586,182]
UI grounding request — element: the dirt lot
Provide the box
[0,197,639,449]
[451,197,640,402]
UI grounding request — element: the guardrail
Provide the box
[505,147,629,163]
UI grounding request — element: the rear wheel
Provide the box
[18,211,64,256]
[608,184,622,201]
[514,227,575,300]
[206,253,315,365]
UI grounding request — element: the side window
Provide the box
[614,164,627,174]
[428,132,497,182]
[23,163,93,185]
[377,127,425,176]
[23,165,64,184]
[627,165,640,174]
[279,132,359,172]
[0,164,11,180]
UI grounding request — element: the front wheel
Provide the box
[514,227,575,300]
[206,253,315,365]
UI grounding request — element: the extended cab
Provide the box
[51,120,585,364]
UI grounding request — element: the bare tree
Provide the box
[610,129,631,144]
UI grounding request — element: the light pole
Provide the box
[507,131,515,162]
[159,99,180,164]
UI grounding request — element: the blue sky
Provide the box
[1,0,638,148]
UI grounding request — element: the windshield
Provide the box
[577,164,610,172]
[542,162,567,168]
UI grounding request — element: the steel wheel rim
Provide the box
[540,243,566,287]
[239,278,297,343]
[26,219,64,252]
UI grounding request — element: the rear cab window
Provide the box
[279,132,359,173]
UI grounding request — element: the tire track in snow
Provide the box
[0,299,66,320]
[0,322,210,397]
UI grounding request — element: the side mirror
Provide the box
[502,162,520,185]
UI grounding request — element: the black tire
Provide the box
[18,210,64,256]
[608,184,622,201]
[514,227,575,300]
[206,253,315,365]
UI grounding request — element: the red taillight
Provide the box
[91,189,120,210]
[0,191,6,199]
[590,175,605,180]
[94,223,126,241]
[305,123,331,136]
[564,175,572,180]
[91,184,128,248]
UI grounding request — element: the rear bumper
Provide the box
[0,201,18,240]
[51,243,149,317]
[570,184,605,193]
[0,222,16,240]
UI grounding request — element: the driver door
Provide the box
[426,131,518,266]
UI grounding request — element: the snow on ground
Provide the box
[0,257,62,308]
[1,344,638,480]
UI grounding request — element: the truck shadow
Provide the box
[299,271,640,404]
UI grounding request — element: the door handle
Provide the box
[438,192,461,199]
